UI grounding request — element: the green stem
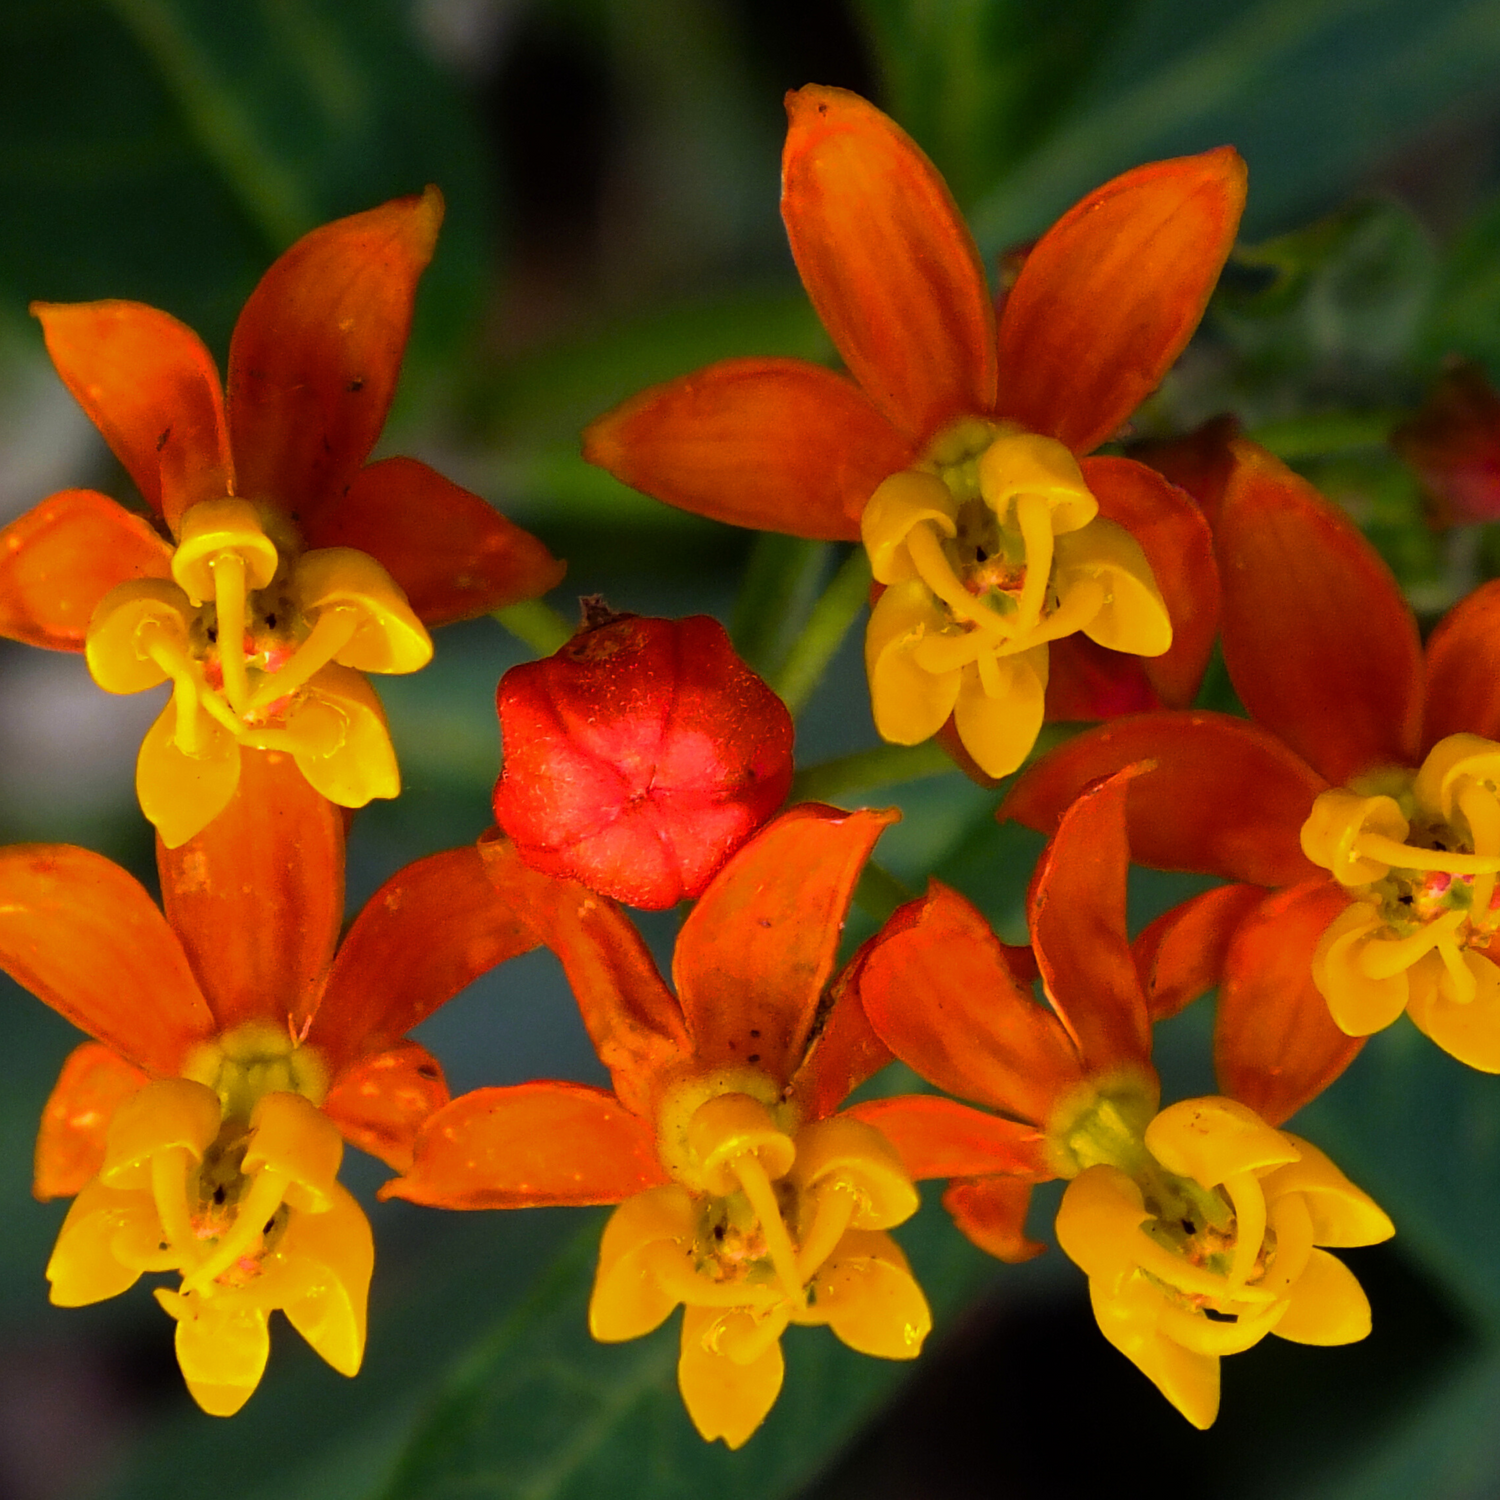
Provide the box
[792,741,955,804]
[494,599,574,656]
[103,0,313,248]
[853,861,916,925]
[770,548,872,719]
[1248,410,1403,460]
[730,534,832,678]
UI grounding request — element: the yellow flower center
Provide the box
[860,420,1171,778]
[589,1083,930,1448]
[1053,1094,1390,1429]
[83,497,432,842]
[45,1024,372,1417]
[1303,734,1500,1055]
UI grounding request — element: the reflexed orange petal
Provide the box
[379,1082,667,1208]
[1002,711,1326,887]
[1424,579,1500,749]
[306,457,565,625]
[158,750,343,1036]
[583,358,910,540]
[320,1042,449,1172]
[672,804,897,1084]
[1130,414,1240,530]
[1217,440,1422,785]
[34,1042,149,1201]
[942,1175,1045,1263]
[786,946,893,1122]
[781,86,995,440]
[847,1095,1048,1180]
[1029,764,1152,1077]
[995,149,1245,454]
[1045,635,1161,722]
[0,845,214,1074]
[0,490,172,650]
[1082,457,1219,709]
[1133,883,1264,1022]
[227,188,442,520]
[1216,879,1363,1125]
[32,301,231,529]
[309,844,539,1068]
[857,881,1082,1124]
[478,832,688,1118]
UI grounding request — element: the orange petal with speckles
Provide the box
[380,1081,667,1208]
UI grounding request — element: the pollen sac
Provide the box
[493,612,794,909]
[860,421,1170,778]
[45,1074,372,1417]
[1054,1095,1392,1430]
[587,1093,929,1449]
[1304,735,1500,1069]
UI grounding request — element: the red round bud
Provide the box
[493,613,795,909]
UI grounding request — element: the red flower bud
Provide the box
[493,612,794,909]
[1393,361,1500,527]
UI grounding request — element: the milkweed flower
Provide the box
[385,805,1041,1447]
[1007,437,1500,1073]
[584,87,1234,776]
[0,188,563,846]
[1,754,538,1415]
[493,610,794,908]
[853,766,1392,1428]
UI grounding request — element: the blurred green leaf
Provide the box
[1217,199,1437,392]
[970,0,1500,253]
[471,289,829,448]
[850,0,1140,210]
[1422,193,1500,378]
[1304,1345,1500,1500]
[377,1202,991,1500]
[1,0,490,360]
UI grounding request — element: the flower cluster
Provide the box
[6,78,1473,1459]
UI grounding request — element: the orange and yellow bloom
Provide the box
[1008,437,1500,1073]
[386,805,1041,1448]
[0,189,563,846]
[854,766,1391,1427]
[584,87,1234,776]
[1,755,537,1414]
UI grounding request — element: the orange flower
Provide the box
[385,804,1041,1448]
[0,189,563,846]
[584,87,1234,775]
[1007,436,1500,1074]
[855,766,1392,1428]
[1,754,537,1415]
